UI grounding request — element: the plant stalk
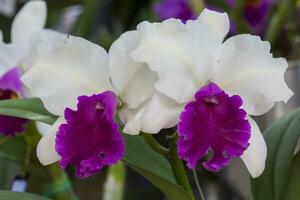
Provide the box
[141,133,170,156]
[103,161,126,200]
[169,134,195,200]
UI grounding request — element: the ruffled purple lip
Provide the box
[177,82,251,172]
[0,67,27,136]
[55,91,125,179]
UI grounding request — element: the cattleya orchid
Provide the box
[21,30,125,178]
[109,9,292,177]
[0,0,46,135]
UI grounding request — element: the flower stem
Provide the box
[103,161,126,200]
[141,133,170,156]
[192,169,205,200]
[168,134,195,200]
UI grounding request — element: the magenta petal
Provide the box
[154,0,196,22]
[55,91,125,179]
[0,67,23,95]
[0,67,27,136]
[177,83,251,172]
[0,115,27,136]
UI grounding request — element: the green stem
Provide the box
[169,134,195,200]
[103,161,126,200]
[265,0,297,45]
[44,164,78,200]
[74,0,101,38]
[141,133,170,156]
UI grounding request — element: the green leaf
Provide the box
[282,152,300,200]
[0,136,26,163]
[123,134,192,200]
[0,190,51,200]
[0,98,57,124]
[251,108,300,200]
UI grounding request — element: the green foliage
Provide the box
[0,190,51,200]
[123,135,193,200]
[0,98,57,124]
[0,136,26,163]
[283,152,300,200]
[252,108,300,200]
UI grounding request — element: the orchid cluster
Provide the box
[0,0,295,199]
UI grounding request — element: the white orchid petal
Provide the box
[141,92,183,133]
[109,31,157,109]
[37,117,63,165]
[213,34,293,115]
[11,0,46,48]
[0,43,24,76]
[241,116,267,178]
[132,19,222,103]
[198,8,229,40]
[21,30,112,116]
[36,122,51,136]
[119,104,148,135]
[120,92,183,135]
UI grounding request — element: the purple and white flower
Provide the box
[0,0,46,136]
[109,9,292,177]
[22,30,125,178]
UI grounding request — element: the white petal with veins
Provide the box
[213,34,293,115]
[22,30,112,116]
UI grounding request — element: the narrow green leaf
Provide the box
[123,134,192,200]
[283,152,300,200]
[0,190,51,200]
[0,98,57,124]
[251,108,300,200]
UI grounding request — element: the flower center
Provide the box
[55,91,125,178]
[0,89,18,100]
[177,82,251,172]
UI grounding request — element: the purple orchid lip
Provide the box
[0,67,27,136]
[177,82,251,172]
[55,91,125,179]
[154,0,196,23]
[0,67,23,95]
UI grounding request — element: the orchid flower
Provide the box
[109,9,293,178]
[0,0,46,135]
[21,30,125,178]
